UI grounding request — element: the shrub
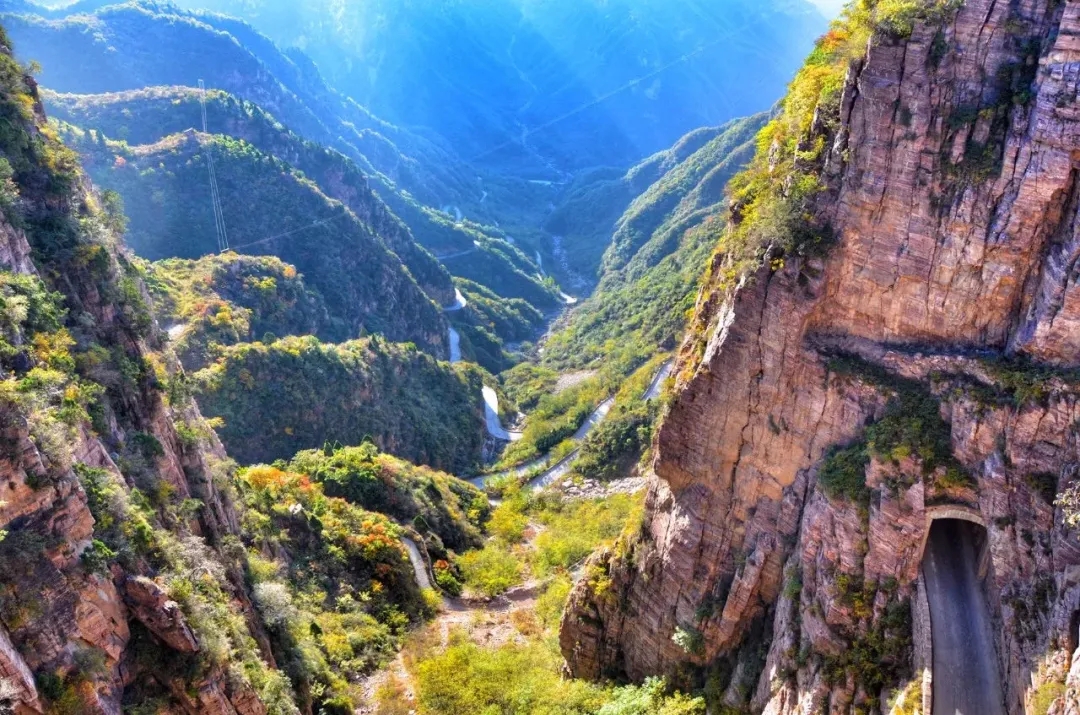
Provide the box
[818,443,870,503]
[1031,681,1065,715]
[536,575,573,629]
[414,635,607,714]
[432,560,463,597]
[487,501,528,544]
[597,677,706,715]
[457,543,523,597]
[80,539,116,575]
[252,582,296,629]
[672,625,705,655]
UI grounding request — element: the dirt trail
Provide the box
[363,529,545,711]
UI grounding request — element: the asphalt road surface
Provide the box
[402,537,432,590]
[922,520,1005,715]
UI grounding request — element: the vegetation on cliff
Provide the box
[140,252,336,370]
[236,463,436,713]
[0,29,310,713]
[191,335,485,471]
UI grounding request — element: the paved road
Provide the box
[402,537,433,590]
[482,386,523,442]
[444,288,468,312]
[922,520,1005,715]
[644,361,673,400]
[448,327,462,364]
[471,360,674,490]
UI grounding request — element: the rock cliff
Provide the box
[0,36,277,715]
[561,0,1080,712]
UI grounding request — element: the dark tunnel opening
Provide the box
[921,518,1005,715]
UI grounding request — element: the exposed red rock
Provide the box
[561,0,1080,711]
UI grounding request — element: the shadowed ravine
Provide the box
[921,520,1005,715]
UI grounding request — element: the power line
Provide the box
[199,80,229,252]
[226,211,352,253]
[200,23,754,257]
[194,80,347,256]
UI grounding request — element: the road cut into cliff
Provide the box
[921,519,1005,715]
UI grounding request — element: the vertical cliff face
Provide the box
[561,0,1080,711]
[0,41,273,715]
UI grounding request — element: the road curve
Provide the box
[471,359,674,490]
[529,361,671,489]
[482,386,523,442]
[402,537,433,591]
[922,520,1005,715]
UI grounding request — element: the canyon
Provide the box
[8,0,1080,709]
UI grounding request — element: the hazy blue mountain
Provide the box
[166,0,824,173]
[0,0,478,209]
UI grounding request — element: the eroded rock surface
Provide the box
[561,0,1080,711]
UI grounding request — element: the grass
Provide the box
[457,486,645,599]
[412,633,707,714]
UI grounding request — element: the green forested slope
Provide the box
[47,86,458,305]
[138,252,336,369]
[192,335,487,471]
[59,126,450,355]
[48,86,562,323]
[542,113,767,370]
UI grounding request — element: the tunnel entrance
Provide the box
[921,518,1005,715]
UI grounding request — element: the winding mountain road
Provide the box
[922,520,1005,715]
[483,386,523,442]
[471,359,673,490]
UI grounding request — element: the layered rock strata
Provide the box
[561,0,1080,711]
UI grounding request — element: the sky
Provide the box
[807,0,845,19]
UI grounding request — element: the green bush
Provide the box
[457,543,523,598]
[288,442,488,550]
[818,443,870,503]
[596,677,705,715]
[193,335,485,471]
[80,539,117,575]
[1031,681,1065,715]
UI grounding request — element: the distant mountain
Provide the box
[168,0,825,173]
[47,86,458,307]
[0,0,477,209]
[543,113,768,368]
[48,86,561,334]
